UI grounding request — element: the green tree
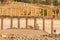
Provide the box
[14,0,42,3]
[53,0,59,6]
[41,1,46,4]
[28,0,34,3]
[14,0,21,2]
[34,0,41,3]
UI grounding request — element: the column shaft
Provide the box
[18,18,20,29]
[51,18,53,36]
[1,17,3,30]
[43,17,45,31]
[10,17,13,29]
[43,8,44,16]
[34,18,36,30]
[26,18,28,29]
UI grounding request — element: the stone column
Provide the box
[43,8,44,16]
[47,8,48,18]
[26,18,28,29]
[55,9,57,19]
[51,18,53,36]
[1,17,3,30]
[59,8,60,12]
[18,18,20,29]
[34,18,36,30]
[43,17,45,31]
[10,17,13,29]
[59,8,60,19]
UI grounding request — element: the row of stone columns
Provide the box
[0,17,53,35]
[0,17,37,29]
[0,17,40,30]
[10,17,20,29]
[0,7,59,18]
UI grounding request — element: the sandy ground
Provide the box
[0,29,48,35]
[0,18,60,34]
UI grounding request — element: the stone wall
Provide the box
[0,2,60,18]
